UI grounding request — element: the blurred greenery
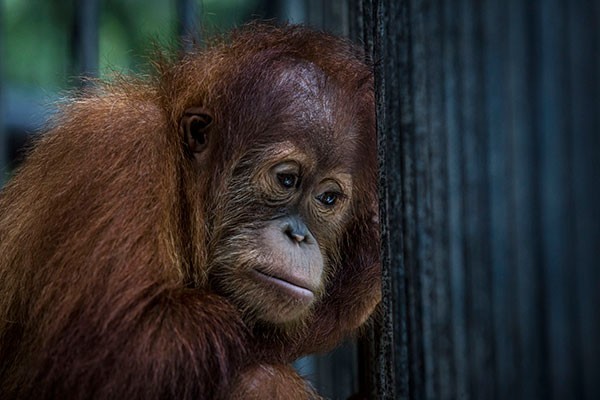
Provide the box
[2,0,261,90]
[4,0,71,89]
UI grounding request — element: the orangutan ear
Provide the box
[180,107,213,158]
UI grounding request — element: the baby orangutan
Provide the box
[0,23,380,399]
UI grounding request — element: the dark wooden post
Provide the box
[363,0,600,398]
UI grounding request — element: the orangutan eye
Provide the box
[317,192,339,207]
[277,173,298,189]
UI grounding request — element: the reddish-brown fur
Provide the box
[0,24,380,399]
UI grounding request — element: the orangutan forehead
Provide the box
[273,61,352,137]
[275,61,327,97]
[236,62,353,168]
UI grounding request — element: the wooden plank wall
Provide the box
[361,0,600,398]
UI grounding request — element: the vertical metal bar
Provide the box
[0,1,5,185]
[320,0,349,36]
[509,3,549,397]
[71,0,99,81]
[539,1,585,398]
[347,0,363,44]
[255,0,280,20]
[280,0,306,23]
[176,0,202,50]
[305,0,323,28]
